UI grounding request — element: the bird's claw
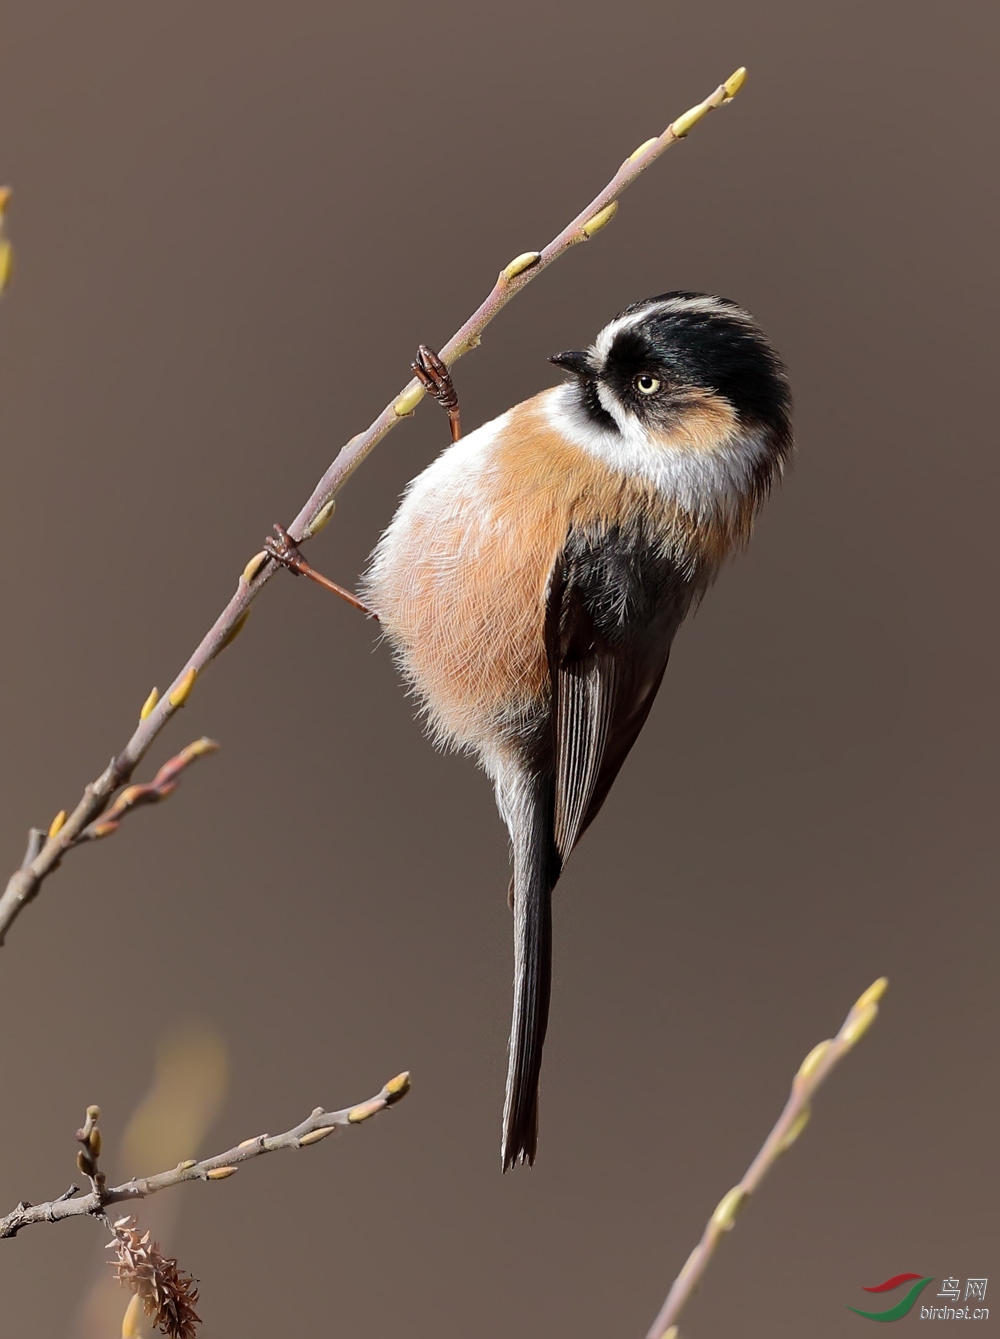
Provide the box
[263,523,307,576]
[412,345,462,441]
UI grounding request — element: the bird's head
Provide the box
[549,291,792,464]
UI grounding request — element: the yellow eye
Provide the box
[634,373,660,395]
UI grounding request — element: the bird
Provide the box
[267,291,793,1170]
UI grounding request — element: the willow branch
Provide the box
[0,187,12,295]
[72,738,219,843]
[0,67,746,947]
[645,978,889,1339]
[0,1072,409,1238]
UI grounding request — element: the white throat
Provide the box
[542,383,770,518]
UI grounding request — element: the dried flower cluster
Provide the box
[108,1216,201,1339]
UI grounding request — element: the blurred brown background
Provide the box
[0,2,996,1335]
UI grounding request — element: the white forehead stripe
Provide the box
[591,308,650,363]
[591,295,755,369]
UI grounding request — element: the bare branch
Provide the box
[0,67,747,947]
[0,1072,409,1238]
[644,978,888,1339]
[0,739,217,943]
[73,738,219,844]
[0,186,12,295]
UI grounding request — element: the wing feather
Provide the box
[545,524,696,862]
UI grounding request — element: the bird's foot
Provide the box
[412,344,462,442]
[264,523,377,618]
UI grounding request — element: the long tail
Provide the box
[501,773,561,1171]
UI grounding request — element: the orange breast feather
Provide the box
[370,394,684,751]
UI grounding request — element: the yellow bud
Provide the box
[0,241,12,293]
[178,1159,197,1170]
[780,1104,812,1152]
[0,187,11,214]
[502,251,541,281]
[670,101,711,138]
[724,66,748,98]
[841,1001,879,1047]
[167,667,197,708]
[206,1165,238,1180]
[241,550,268,583]
[711,1185,748,1231]
[394,383,425,418]
[796,1039,833,1085]
[347,1098,383,1124]
[87,1105,101,1121]
[384,1071,410,1098]
[582,201,618,237]
[305,499,336,537]
[854,976,888,1012]
[139,686,159,720]
[48,810,67,839]
[216,607,250,654]
[183,737,218,760]
[299,1126,336,1145]
[663,1329,679,1339]
[628,136,659,162]
[89,1129,102,1159]
[121,1292,143,1338]
[238,1138,258,1149]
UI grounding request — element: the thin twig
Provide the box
[0,1072,409,1238]
[73,738,219,843]
[644,978,889,1339]
[0,186,12,295]
[0,67,746,947]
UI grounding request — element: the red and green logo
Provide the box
[847,1273,935,1322]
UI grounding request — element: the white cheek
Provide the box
[543,383,767,515]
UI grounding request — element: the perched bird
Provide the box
[269,291,793,1169]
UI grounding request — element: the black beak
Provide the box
[548,350,590,377]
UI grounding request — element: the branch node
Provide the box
[710,1186,748,1232]
[393,383,426,418]
[627,136,659,163]
[298,1126,336,1147]
[794,1039,833,1086]
[241,550,269,584]
[582,201,618,236]
[19,828,45,869]
[501,251,541,281]
[167,668,197,709]
[303,499,337,538]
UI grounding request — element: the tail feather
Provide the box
[501,774,560,1171]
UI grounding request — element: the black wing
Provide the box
[502,523,699,1169]
[545,522,698,862]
